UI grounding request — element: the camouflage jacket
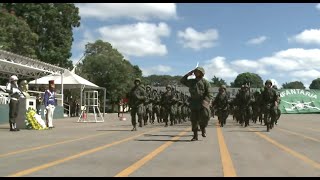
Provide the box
[180,75,212,109]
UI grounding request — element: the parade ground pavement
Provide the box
[0,113,319,177]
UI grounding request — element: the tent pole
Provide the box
[103,88,106,117]
[80,84,83,114]
[61,72,64,106]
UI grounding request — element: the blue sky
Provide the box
[71,3,320,88]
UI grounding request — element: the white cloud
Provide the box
[76,3,177,21]
[203,56,238,82]
[246,36,267,45]
[141,65,172,76]
[290,69,320,79]
[177,27,219,50]
[270,79,280,88]
[202,48,320,87]
[98,22,170,57]
[289,29,320,45]
[316,3,320,10]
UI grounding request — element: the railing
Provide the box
[63,102,70,117]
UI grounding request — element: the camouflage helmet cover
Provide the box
[194,67,205,75]
[220,85,227,90]
[166,85,172,89]
[265,79,272,85]
[134,78,141,83]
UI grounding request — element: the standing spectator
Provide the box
[43,80,57,129]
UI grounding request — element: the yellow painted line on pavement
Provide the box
[276,127,320,143]
[6,128,161,177]
[250,128,320,170]
[114,127,189,177]
[304,127,320,133]
[216,122,237,177]
[0,131,116,158]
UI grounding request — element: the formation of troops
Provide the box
[128,67,282,142]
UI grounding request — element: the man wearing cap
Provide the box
[128,78,146,131]
[6,75,23,131]
[180,67,213,141]
[44,80,57,129]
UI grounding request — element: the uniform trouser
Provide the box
[46,104,55,127]
[9,99,19,128]
[263,105,276,125]
[217,109,228,125]
[130,105,144,126]
[190,106,211,132]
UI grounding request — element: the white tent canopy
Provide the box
[29,70,106,117]
[29,70,100,89]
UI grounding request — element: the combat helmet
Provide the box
[220,85,227,90]
[265,79,272,85]
[194,67,205,75]
[166,84,172,90]
[272,85,278,90]
[134,78,141,83]
[146,85,151,90]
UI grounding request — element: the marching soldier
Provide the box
[272,85,281,125]
[144,85,154,125]
[181,67,212,141]
[261,80,278,132]
[236,84,254,127]
[128,78,146,131]
[214,85,230,127]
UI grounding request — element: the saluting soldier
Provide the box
[181,67,212,141]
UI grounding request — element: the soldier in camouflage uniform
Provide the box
[128,78,146,131]
[144,85,154,125]
[261,80,278,132]
[152,89,161,123]
[181,67,212,141]
[252,89,262,124]
[272,85,281,125]
[213,85,230,127]
[161,85,176,127]
[236,84,254,127]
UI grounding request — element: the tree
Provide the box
[210,76,227,87]
[78,40,143,108]
[232,72,264,88]
[0,10,38,58]
[309,78,320,89]
[282,81,305,89]
[3,3,81,69]
[143,75,183,87]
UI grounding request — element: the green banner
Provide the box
[279,89,320,114]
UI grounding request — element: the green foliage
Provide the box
[78,40,142,104]
[309,78,320,89]
[2,3,81,69]
[232,72,264,88]
[282,81,305,89]
[0,11,38,58]
[210,76,227,87]
[143,75,183,87]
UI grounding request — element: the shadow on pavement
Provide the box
[135,139,196,142]
[144,134,192,137]
[96,129,133,131]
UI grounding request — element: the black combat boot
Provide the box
[164,122,168,127]
[191,131,198,141]
[13,123,19,131]
[139,121,142,127]
[201,128,206,137]
[9,123,14,131]
[131,124,137,131]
